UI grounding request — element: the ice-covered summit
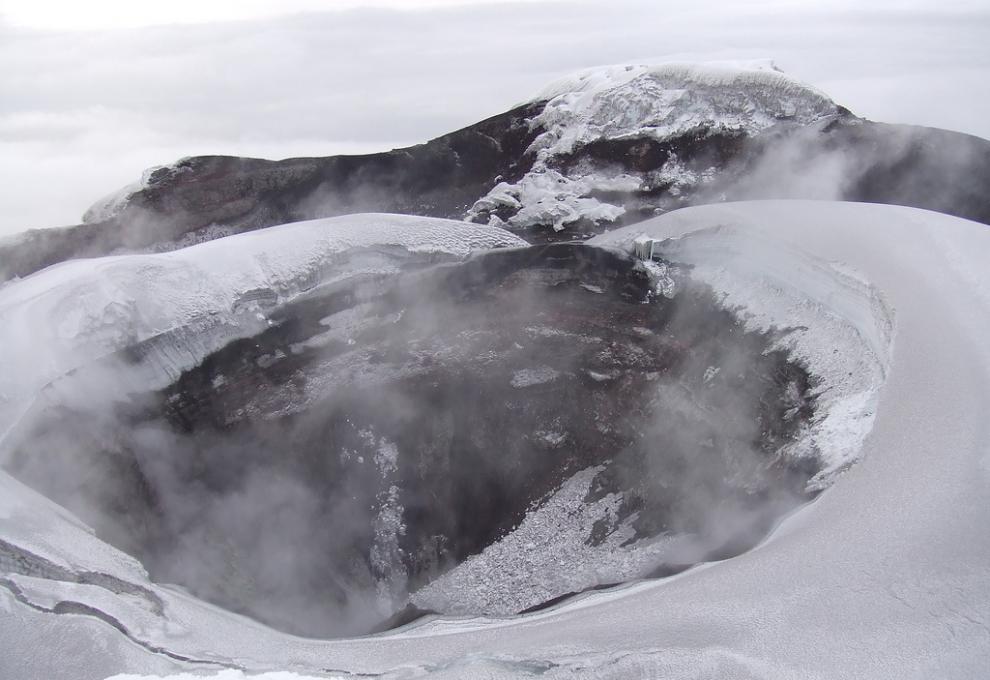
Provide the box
[468,60,841,233]
[526,60,837,160]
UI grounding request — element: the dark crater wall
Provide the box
[2,244,816,638]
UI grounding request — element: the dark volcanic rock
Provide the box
[3,95,990,282]
[2,243,815,638]
[715,119,990,225]
[480,117,990,242]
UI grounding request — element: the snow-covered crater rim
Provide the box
[0,213,526,443]
[591,218,894,490]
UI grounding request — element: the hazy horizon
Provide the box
[1,0,988,235]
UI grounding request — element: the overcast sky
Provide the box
[1,0,988,235]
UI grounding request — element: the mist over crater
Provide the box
[3,242,818,637]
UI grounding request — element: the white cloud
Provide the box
[0,0,987,235]
[0,0,556,30]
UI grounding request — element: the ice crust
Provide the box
[411,467,682,617]
[3,201,990,680]
[468,61,838,232]
[472,170,636,232]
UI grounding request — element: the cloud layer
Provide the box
[1,0,988,235]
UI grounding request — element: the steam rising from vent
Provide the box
[0,242,818,636]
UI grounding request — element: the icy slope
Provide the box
[468,61,840,232]
[0,213,525,441]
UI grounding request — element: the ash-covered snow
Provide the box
[639,258,678,299]
[468,61,838,233]
[363,429,408,613]
[0,213,525,442]
[371,484,407,614]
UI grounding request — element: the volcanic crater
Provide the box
[4,243,818,637]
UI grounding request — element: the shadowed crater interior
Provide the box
[3,243,817,638]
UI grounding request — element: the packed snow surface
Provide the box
[469,61,839,231]
[3,201,990,680]
[0,213,525,442]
